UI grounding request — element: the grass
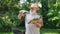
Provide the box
[0,32,13,34]
[0,28,60,34]
[40,28,60,34]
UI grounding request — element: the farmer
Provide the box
[18,3,43,34]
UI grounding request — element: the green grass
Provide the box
[40,28,60,34]
[0,32,13,34]
[0,28,60,34]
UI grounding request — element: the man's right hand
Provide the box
[18,13,23,20]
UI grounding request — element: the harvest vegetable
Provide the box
[28,18,40,24]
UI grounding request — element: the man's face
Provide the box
[30,7,37,12]
[30,7,38,14]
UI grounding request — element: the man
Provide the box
[18,3,43,34]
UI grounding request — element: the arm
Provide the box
[34,16,43,28]
[35,18,43,28]
[18,13,23,20]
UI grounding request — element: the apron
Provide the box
[25,13,40,34]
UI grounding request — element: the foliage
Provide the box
[41,0,60,28]
[0,0,60,32]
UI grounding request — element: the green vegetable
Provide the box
[32,18,39,20]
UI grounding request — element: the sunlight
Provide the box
[44,33,59,34]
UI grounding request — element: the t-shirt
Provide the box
[25,13,42,34]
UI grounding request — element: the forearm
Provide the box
[35,20,43,28]
[35,23,42,28]
[18,15,21,19]
[18,15,23,20]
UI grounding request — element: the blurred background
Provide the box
[0,0,60,34]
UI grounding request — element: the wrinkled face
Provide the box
[30,7,37,12]
[30,7,38,14]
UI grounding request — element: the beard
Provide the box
[30,10,37,14]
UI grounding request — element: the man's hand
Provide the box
[35,23,42,28]
[18,12,23,20]
[34,18,43,28]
